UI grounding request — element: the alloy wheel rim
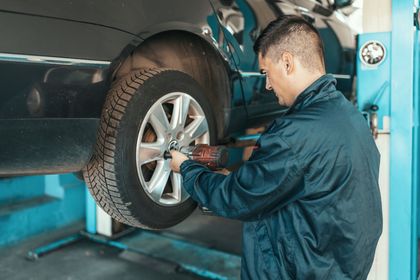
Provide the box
[136,92,210,206]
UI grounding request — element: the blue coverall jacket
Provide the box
[180,74,383,279]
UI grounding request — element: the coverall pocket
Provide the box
[254,221,283,279]
[281,233,297,279]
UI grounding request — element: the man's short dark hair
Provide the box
[254,15,325,73]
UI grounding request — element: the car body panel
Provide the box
[0,0,355,175]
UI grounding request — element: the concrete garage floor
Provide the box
[0,209,242,280]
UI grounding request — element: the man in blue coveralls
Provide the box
[170,15,382,279]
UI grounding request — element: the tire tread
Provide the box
[83,68,164,228]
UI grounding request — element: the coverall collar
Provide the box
[285,74,337,115]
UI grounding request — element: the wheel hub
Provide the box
[167,139,180,152]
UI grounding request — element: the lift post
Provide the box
[358,0,419,278]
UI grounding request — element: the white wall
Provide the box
[363,0,392,32]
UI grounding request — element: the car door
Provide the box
[0,4,137,174]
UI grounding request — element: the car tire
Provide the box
[84,68,216,229]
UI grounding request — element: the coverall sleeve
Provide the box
[180,132,305,221]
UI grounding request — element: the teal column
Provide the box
[389,0,417,279]
[85,189,97,234]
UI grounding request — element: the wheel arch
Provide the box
[113,30,232,141]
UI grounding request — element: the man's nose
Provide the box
[265,77,272,91]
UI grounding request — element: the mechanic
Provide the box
[170,15,382,279]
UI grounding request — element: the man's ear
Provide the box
[281,52,294,75]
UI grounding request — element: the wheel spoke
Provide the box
[148,161,171,202]
[138,141,165,165]
[149,103,170,137]
[171,95,191,130]
[171,172,187,202]
[184,116,208,143]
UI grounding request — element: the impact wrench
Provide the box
[163,144,229,170]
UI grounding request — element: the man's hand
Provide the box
[169,150,189,173]
[214,168,231,175]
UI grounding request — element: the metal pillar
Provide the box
[359,0,419,278]
[389,0,417,279]
[357,31,391,280]
[85,190,97,234]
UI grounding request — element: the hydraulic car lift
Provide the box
[357,0,420,279]
[25,134,261,280]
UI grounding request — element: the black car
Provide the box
[0,0,355,229]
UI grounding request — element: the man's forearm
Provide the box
[179,160,247,219]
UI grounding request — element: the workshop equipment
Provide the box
[164,144,229,170]
[163,133,261,171]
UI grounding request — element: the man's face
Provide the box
[258,53,294,106]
